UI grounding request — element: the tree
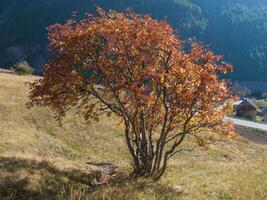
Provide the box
[14,61,34,75]
[28,8,234,180]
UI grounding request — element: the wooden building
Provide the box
[235,100,260,121]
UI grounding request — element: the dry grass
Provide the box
[0,72,266,200]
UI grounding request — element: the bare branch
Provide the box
[167,144,199,160]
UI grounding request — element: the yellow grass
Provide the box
[0,72,266,200]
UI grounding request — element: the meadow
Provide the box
[0,72,266,200]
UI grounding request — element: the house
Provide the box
[263,113,267,123]
[262,108,267,123]
[235,100,260,121]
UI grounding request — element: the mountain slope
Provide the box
[1,0,267,82]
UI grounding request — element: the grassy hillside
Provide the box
[0,72,266,200]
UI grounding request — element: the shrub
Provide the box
[14,61,34,75]
[28,8,233,180]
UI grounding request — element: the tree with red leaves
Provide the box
[28,8,234,180]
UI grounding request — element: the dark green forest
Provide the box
[1,0,267,82]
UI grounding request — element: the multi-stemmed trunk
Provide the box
[124,119,184,181]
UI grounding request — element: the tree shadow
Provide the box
[0,156,101,200]
[0,156,180,200]
[87,178,182,200]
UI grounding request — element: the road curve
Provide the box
[225,117,267,131]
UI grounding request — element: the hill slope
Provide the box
[1,0,267,82]
[0,72,266,199]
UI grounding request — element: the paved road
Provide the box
[225,117,267,131]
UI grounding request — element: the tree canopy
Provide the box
[28,9,234,180]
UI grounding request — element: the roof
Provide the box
[236,100,261,112]
[233,100,243,106]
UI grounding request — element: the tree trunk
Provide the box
[124,118,171,181]
[125,133,167,180]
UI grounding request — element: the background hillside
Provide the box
[0,72,267,199]
[1,0,267,82]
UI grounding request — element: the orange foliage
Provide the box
[28,8,233,180]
